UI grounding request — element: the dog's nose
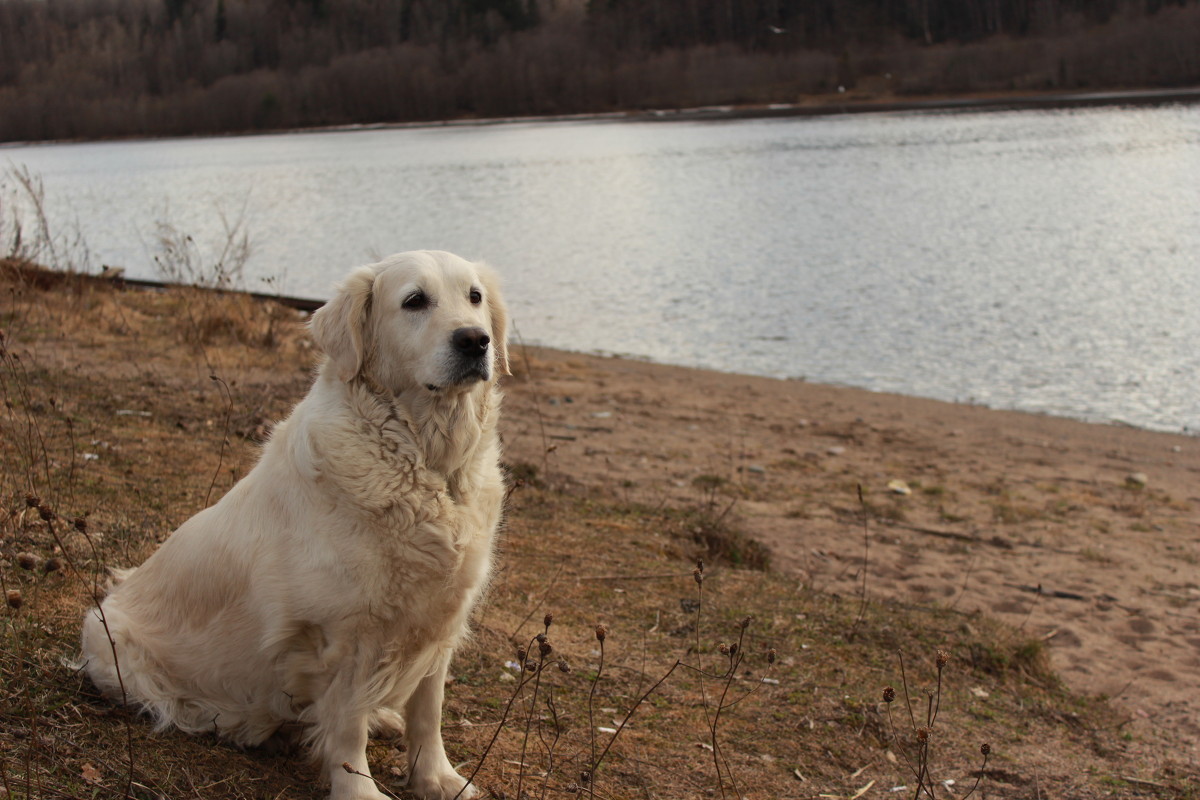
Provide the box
[452,327,490,358]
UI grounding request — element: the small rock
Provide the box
[826,446,845,456]
[886,479,912,496]
[1126,472,1148,489]
[747,465,766,475]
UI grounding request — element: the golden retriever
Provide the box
[81,250,508,800]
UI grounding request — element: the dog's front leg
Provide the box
[311,671,389,800]
[404,653,478,800]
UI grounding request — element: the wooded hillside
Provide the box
[1,0,1198,141]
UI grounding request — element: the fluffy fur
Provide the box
[80,251,509,800]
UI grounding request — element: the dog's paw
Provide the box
[406,767,478,800]
[330,783,389,800]
[329,763,392,800]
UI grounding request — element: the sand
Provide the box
[500,345,1200,764]
[9,261,1197,773]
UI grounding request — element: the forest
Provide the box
[1,0,1198,141]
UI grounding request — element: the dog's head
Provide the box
[310,251,510,395]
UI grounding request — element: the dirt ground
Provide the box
[500,345,1200,766]
[4,266,1198,796]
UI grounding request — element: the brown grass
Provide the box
[0,264,1191,799]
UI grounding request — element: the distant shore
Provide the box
[5,85,1200,147]
[245,84,1200,136]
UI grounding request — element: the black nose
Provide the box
[452,327,490,358]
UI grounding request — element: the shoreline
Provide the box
[519,344,1199,437]
[23,266,1199,437]
[4,85,1200,147]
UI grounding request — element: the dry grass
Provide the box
[1,264,1192,800]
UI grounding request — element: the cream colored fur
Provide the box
[80,251,509,800]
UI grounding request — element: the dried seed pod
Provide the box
[740,615,754,629]
[16,552,38,571]
[980,743,991,757]
[936,649,950,669]
[538,640,553,658]
[543,612,554,629]
[6,589,22,609]
[557,658,571,674]
[74,517,88,533]
[38,505,55,522]
[594,623,607,642]
[43,558,62,574]
[24,494,40,508]
[767,648,777,665]
[916,726,932,743]
[883,686,896,703]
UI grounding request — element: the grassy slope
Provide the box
[0,264,1191,799]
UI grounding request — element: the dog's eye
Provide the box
[469,289,482,305]
[402,291,429,311]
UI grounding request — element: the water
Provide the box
[5,105,1200,433]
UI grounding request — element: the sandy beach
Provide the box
[501,345,1200,763]
[5,264,1199,795]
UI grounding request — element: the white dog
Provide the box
[81,251,508,800]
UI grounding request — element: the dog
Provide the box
[81,250,508,800]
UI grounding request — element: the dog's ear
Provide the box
[310,266,376,382]
[478,263,510,377]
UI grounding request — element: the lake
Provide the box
[4,104,1199,434]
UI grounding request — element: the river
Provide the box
[4,103,1199,433]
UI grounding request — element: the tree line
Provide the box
[1,0,1198,142]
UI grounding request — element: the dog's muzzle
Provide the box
[452,327,490,360]
[442,326,491,386]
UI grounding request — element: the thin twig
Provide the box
[851,484,870,635]
[205,374,234,507]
